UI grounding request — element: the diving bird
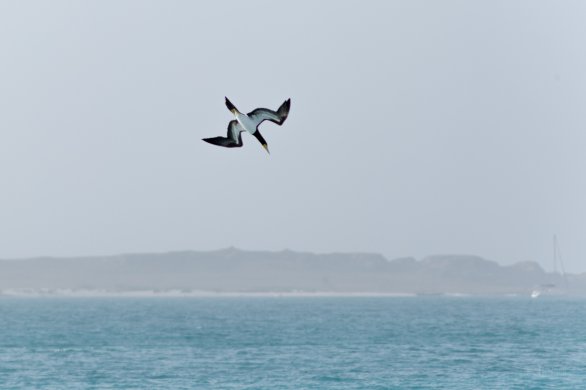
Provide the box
[202,97,291,154]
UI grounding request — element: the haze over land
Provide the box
[0,249,581,296]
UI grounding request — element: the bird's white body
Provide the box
[234,112,259,134]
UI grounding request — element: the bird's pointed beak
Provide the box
[262,144,270,154]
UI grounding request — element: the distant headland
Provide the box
[0,248,583,296]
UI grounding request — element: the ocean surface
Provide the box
[0,297,585,389]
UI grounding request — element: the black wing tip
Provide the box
[278,98,291,123]
[225,97,237,113]
[202,133,243,148]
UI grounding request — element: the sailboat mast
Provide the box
[554,234,569,289]
[553,235,558,274]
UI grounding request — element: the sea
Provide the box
[0,296,585,389]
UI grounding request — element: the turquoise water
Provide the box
[0,297,585,389]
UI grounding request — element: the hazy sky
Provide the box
[0,1,584,272]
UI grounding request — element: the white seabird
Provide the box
[203,97,291,154]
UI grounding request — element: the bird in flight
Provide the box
[203,97,291,154]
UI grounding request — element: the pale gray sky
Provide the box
[0,1,584,272]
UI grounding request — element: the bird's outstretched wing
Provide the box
[247,98,291,129]
[202,120,244,148]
